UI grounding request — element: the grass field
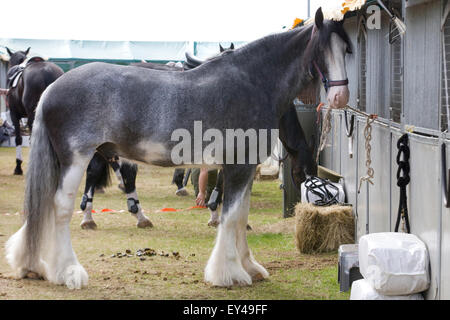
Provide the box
[0,147,349,300]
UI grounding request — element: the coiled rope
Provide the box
[394,134,411,233]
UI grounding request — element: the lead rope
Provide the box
[395,134,411,233]
[316,105,331,163]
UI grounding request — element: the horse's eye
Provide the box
[346,47,352,54]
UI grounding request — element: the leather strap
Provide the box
[312,60,348,92]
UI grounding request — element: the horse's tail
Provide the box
[6,87,60,276]
[88,153,112,191]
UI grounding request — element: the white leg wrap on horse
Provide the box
[16,145,22,161]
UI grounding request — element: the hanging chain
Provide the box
[358,115,376,193]
[316,105,377,193]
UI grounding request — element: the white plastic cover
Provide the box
[359,232,430,295]
[350,279,424,300]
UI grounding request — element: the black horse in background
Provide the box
[5,47,64,174]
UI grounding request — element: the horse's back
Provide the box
[24,61,64,89]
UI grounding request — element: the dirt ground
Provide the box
[0,147,349,300]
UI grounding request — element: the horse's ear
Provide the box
[6,47,13,56]
[230,43,234,50]
[315,7,324,29]
[25,47,30,55]
[219,44,225,52]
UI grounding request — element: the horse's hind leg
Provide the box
[80,153,109,229]
[204,165,263,287]
[119,161,153,228]
[46,154,91,289]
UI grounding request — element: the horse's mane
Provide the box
[197,21,351,70]
[194,26,312,70]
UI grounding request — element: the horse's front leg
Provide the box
[204,165,267,286]
[10,112,23,175]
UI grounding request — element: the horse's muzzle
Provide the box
[327,85,349,109]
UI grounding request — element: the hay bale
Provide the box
[295,202,354,254]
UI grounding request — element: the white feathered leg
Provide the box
[45,160,89,289]
[204,166,257,287]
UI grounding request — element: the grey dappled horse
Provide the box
[79,44,235,230]
[6,8,351,289]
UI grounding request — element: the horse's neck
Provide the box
[232,27,314,113]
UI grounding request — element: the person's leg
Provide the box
[173,168,189,196]
[196,168,209,207]
[205,169,218,202]
[191,168,200,197]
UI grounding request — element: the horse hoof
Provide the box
[252,273,266,282]
[242,258,269,282]
[207,220,219,228]
[63,265,89,290]
[204,260,252,287]
[13,168,23,175]
[137,219,153,228]
[26,272,43,280]
[175,187,189,196]
[118,183,126,193]
[80,220,97,230]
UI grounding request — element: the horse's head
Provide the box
[184,43,235,70]
[6,47,30,69]
[279,106,317,189]
[305,8,352,109]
